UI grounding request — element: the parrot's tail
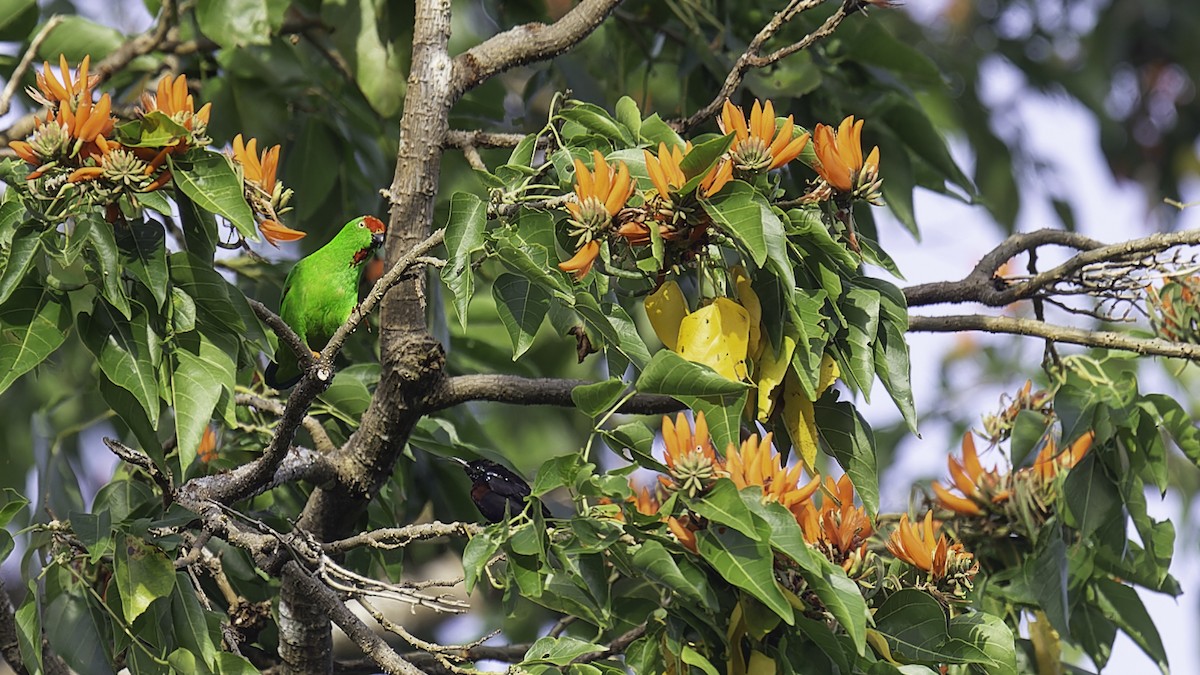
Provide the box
[264,361,302,389]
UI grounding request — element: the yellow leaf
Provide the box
[747,651,776,675]
[782,366,819,470]
[732,266,762,361]
[676,298,750,381]
[817,352,840,394]
[754,327,798,422]
[1029,611,1063,675]
[726,602,747,675]
[645,281,688,351]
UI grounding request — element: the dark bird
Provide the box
[452,457,551,523]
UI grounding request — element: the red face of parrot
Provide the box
[352,215,387,265]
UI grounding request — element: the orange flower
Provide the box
[886,511,975,582]
[232,134,280,195]
[198,425,219,463]
[32,54,96,107]
[643,142,733,201]
[259,220,308,246]
[797,475,874,571]
[660,411,722,497]
[557,240,600,280]
[812,116,881,198]
[1031,431,1094,481]
[667,514,699,553]
[725,432,819,509]
[142,73,212,134]
[718,98,810,172]
[932,431,1010,516]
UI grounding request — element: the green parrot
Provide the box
[264,215,387,388]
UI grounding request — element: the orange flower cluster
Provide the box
[9,57,212,202]
[726,432,819,511]
[660,411,721,497]
[230,135,303,246]
[887,511,977,584]
[933,429,1094,517]
[812,115,881,203]
[719,98,809,173]
[1147,275,1200,343]
[558,150,635,279]
[797,475,874,573]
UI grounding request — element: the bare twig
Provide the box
[424,374,681,414]
[235,392,336,454]
[0,16,66,117]
[572,621,647,664]
[282,561,425,675]
[908,314,1200,361]
[323,521,483,554]
[247,298,315,375]
[444,130,533,149]
[680,0,847,132]
[460,144,487,171]
[450,0,622,98]
[103,437,174,497]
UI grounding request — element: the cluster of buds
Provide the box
[980,380,1053,444]
[1147,275,1200,343]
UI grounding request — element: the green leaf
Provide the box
[0,286,69,397]
[813,393,879,515]
[0,226,44,307]
[703,182,796,289]
[441,192,487,328]
[172,574,218,667]
[72,510,113,563]
[115,219,169,309]
[524,636,607,665]
[177,190,219,262]
[1093,578,1167,673]
[680,645,721,675]
[678,391,746,452]
[317,363,379,423]
[85,215,131,319]
[636,350,749,396]
[80,301,161,427]
[948,612,1017,675]
[113,110,191,148]
[493,273,551,359]
[289,119,341,220]
[879,97,973,195]
[462,529,502,594]
[680,133,734,184]
[558,102,633,145]
[169,152,258,242]
[0,488,28,528]
[861,278,917,432]
[494,226,572,301]
[838,287,881,397]
[15,582,42,674]
[602,422,666,472]
[1144,394,1200,468]
[37,16,125,60]
[196,0,270,47]
[0,0,37,42]
[115,535,175,623]
[640,113,686,148]
[615,96,642,139]
[687,479,762,541]
[171,329,237,471]
[1063,453,1121,539]
[169,252,245,330]
[1010,410,1050,468]
[695,525,793,625]
[214,652,261,674]
[320,0,407,116]
[631,540,716,609]
[873,589,950,663]
[1072,602,1116,669]
[1025,529,1069,638]
[571,378,627,418]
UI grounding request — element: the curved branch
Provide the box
[323,521,483,554]
[450,0,621,98]
[248,298,315,374]
[235,393,336,454]
[424,374,681,414]
[908,314,1200,360]
[444,129,531,149]
[680,0,852,132]
[901,228,1200,308]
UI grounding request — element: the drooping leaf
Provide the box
[493,273,551,359]
[196,0,271,47]
[695,525,794,625]
[0,286,70,397]
[115,535,175,623]
[441,192,487,328]
[636,350,749,397]
[169,152,258,242]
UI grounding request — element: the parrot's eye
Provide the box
[358,222,365,228]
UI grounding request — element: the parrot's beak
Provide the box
[371,231,385,248]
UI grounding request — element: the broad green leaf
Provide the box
[636,350,749,396]
[1063,453,1121,539]
[172,574,218,667]
[441,192,487,328]
[604,300,652,370]
[214,652,260,674]
[462,531,502,594]
[115,218,169,309]
[615,96,642,139]
[196,0,270,47]
[838,287,881,397]
[1025,529,1069,638]
[948,612,1017,675]
[169,152,258,242]
[37,16,124,60]
[640,113,686,148]
[571,378,627,419]
[71,510,113,563]
[703,181,767,266]
[289,118,341,220]
[80,301,161,426]
[680,645,721,675]
[1010,410,1050,468]
[493,273,550,359]
[1144,394,1200,468]
[43,581,109,675]
[861,278,917,432]
[1093,578,1167,673]
[813,392,879,515]
[169,252,245,330]
[631,540,716,609]
[0,226,43,306]
[678,391,747,453]
[0,286,69,397]
[603,422,666,471]
[680,133,734,184]
[113,110,191,148]
[15,582,42,674]
[879,97,973,195]
[558,102,633,145]
[0,0,36,42]
[873,589,950,663]
[695,525,793,625]
[177,189,219,262]
[524,636,607,665]
[172,329,237,470]
[318,363,379,422]
[494,227,572,300]
[687,479,762,541]
[85,215,131,319]
[1072,602,1116,670]
[116,535,175,623]
[0,488,28,528]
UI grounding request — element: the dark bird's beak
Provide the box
[446,456,469,467]
[371,231,385,249]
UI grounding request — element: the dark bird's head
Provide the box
[450,456,548,523]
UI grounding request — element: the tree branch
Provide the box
[323,522,483,554]
[282,561,425,675]
[908,314,1200,360]
[235,393,337,454]
[679,0,848,132]
[248,298,315,375]
[444,129,531,149]
[424,374,681,414]
[449,0,621,98]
